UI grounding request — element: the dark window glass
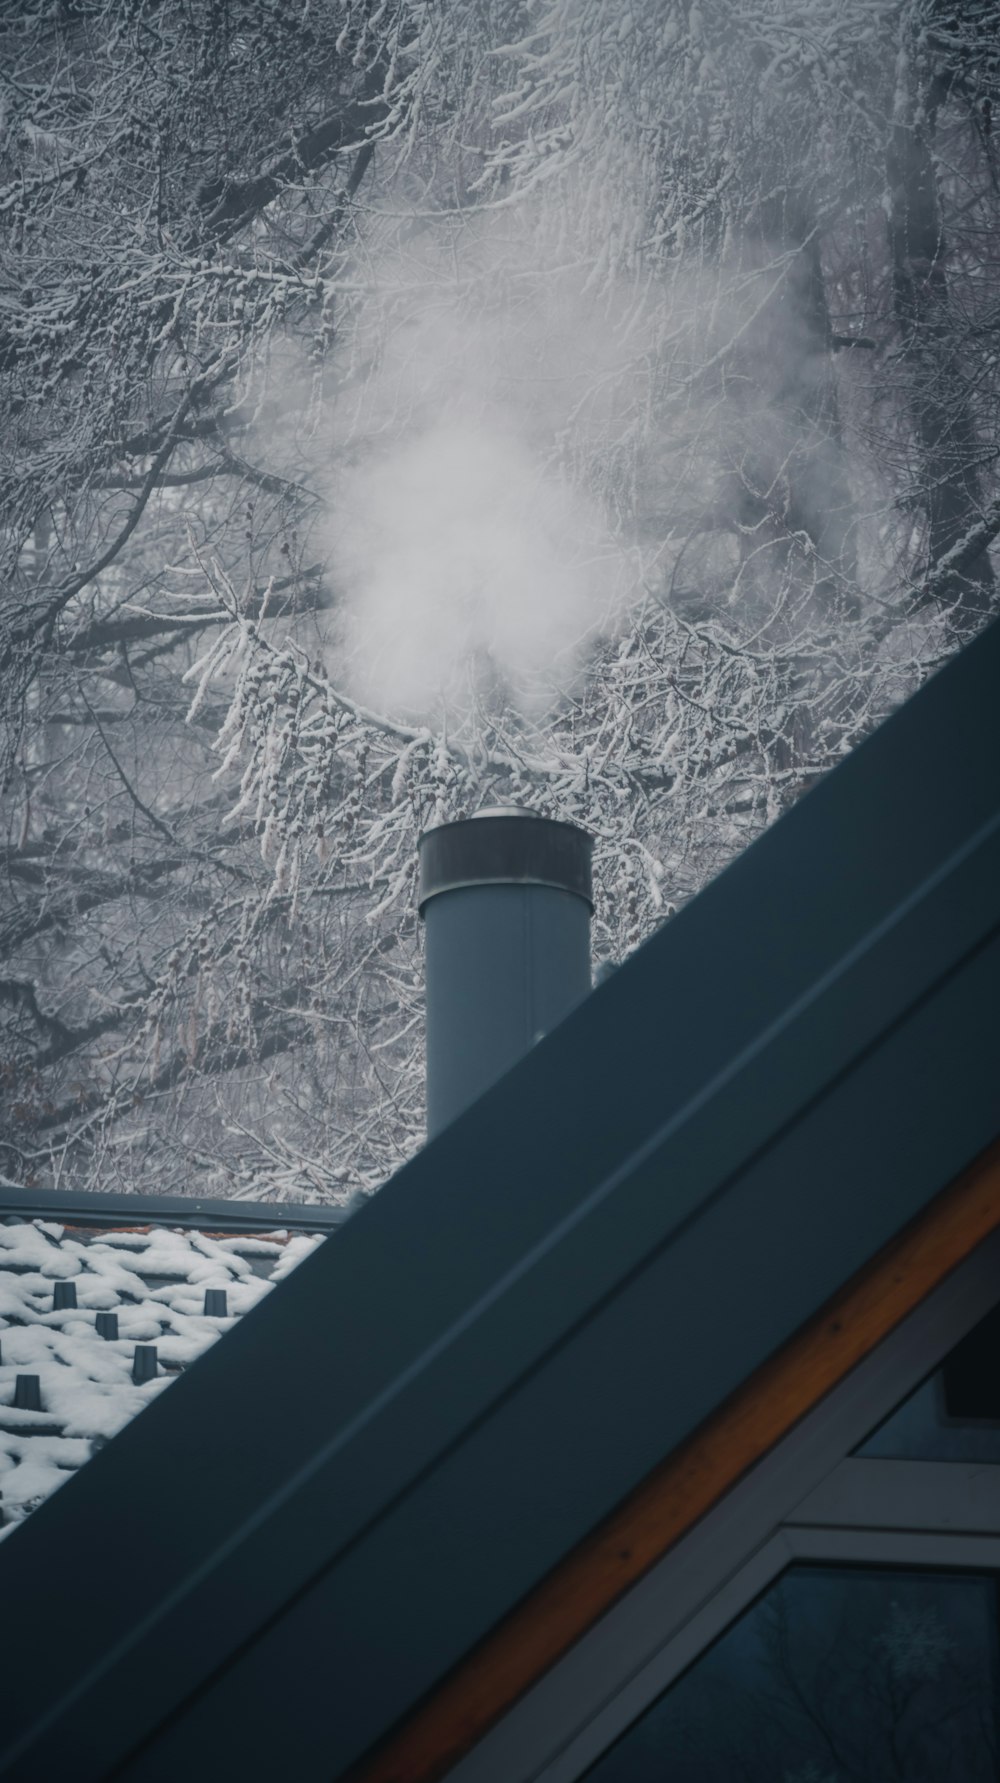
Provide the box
[857,1304,1000,1461]
[945,1305,1000,1421]
[584,1567,999,1782]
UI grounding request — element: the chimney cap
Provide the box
[418,811,592,913]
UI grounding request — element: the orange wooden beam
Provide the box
[352,1134,1000,1783]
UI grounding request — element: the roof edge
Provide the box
[350,1131,1000,1783]
[0,1183,352,1234]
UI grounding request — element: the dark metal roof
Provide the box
[0,1184,351,1233]
[1,621,998,1782]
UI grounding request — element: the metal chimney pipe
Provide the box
[418,807,593,1138]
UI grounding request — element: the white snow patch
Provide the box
[0,1218,325,1541]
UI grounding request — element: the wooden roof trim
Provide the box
[354,1132,1000,1783]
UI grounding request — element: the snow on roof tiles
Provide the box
[0,1216,324,1540]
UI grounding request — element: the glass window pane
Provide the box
[584,1567,999,1782]
[857,1304,1000,1461]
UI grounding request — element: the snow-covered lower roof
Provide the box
[0,1216,324,1540]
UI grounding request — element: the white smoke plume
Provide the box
[305,188,852,725]
[319,232,646,719]
[327,416,623,716]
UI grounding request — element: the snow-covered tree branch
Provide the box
[2,0,997,1203]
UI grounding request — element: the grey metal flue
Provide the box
[418,808,593,1137]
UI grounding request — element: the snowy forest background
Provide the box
[1,0,998,1205]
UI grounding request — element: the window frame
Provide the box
[449,1227,1000,1783]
